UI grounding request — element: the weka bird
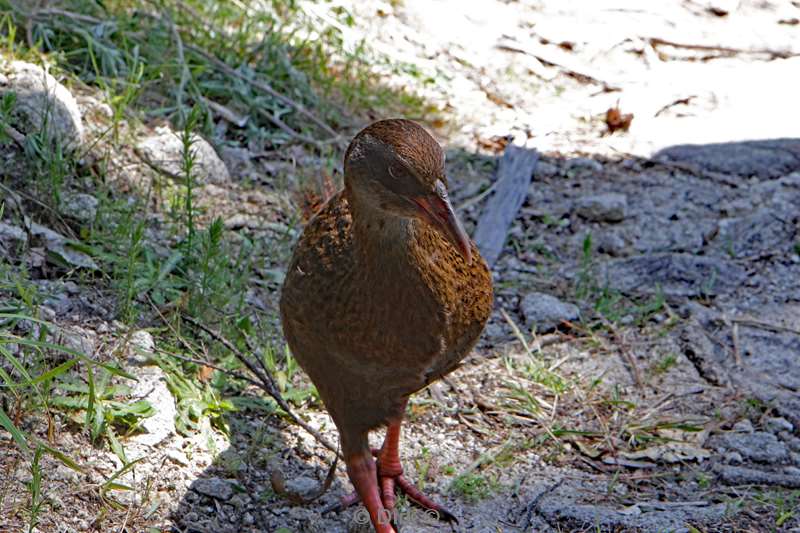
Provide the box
[280,119,493,532]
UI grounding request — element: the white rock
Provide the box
[129,365,177,447]
[137,126,230,184]
[1,61,84,150]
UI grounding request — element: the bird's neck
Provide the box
[347,192,416,266]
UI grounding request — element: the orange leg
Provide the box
[375,420,458,523]
[345,450,396,533]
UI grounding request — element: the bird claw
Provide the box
[324,478,457,525]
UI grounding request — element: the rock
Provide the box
[597,253,746,297]
[285,476,320,499]
[714,209,796,258]
[60,193,98,224]
[0,61,84,150]
[710,431,789,464]
[566,157,603,173]
[575,193,627,222]
[192,477,235,501]
[714,464,800,488]
[128,364,176,446]
[521,292,580,332]
[0,221,27,259]
[654,139,800,180]
[137,126,230,184]
[219,146,258,182]
[765,417,794,434]
[632,218,714,254]
[166,449,190,467]
[596,231,627,256]
[725,451,743,464]
[127,330,155,365]
[732,419,754,433]
[29,222,98,270]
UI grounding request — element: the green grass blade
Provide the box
[0,406,30,455]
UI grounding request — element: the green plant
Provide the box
[26,445,44,533]
[51,367,155,460]
[450,472,495,502]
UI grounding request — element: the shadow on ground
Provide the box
[169,138,800,533]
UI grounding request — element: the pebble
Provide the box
[521,292,580,332]
[575,193,627,222]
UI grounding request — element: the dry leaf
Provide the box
[605,104,633,134]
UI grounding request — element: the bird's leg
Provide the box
[345,447,396,533]
[375,418,458,523]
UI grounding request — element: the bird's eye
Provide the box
[387,162,405,180]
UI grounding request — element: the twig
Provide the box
[731,317,800,336]
[180,314,341,457]
[648,37,798,60]
[2,124,26,148]
[154,347,263,390]
[521,479,563,531]
[654,95,696,117]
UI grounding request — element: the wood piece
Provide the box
[473,144,539,266]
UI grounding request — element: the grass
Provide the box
[0,1,434,529]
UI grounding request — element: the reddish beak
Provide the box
[413,192,473,264]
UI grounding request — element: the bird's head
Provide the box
[344,119,472,263]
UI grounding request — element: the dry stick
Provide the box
[732,317,800,336]
[647,37,798,60]
[179,314,341,457]
[2,124,26,147]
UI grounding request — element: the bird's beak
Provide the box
[412,184,473,264]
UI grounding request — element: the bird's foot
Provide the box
[379,445,458,521]
[325,449,456,523]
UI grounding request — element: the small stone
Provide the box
[0,221,27,259]
[765,417,794,434]
[285,476,319,499]
[732,419,754,433]
[192,477,235,501]
[137,126,230,184]
[596,232,627,256]
[725,451,743,464]
[521,292,580,333]
[566,157,603,173]
[166,449,189,467]
[575,193,627,222]
[60,193,98,224]
[29,223,98,270]
[243,513,254,526]
[128,330,155,365]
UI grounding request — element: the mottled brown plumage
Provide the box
[280,119,493,532]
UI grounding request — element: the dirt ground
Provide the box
[2,1,800,532]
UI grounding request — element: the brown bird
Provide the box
[280,119,493,532]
